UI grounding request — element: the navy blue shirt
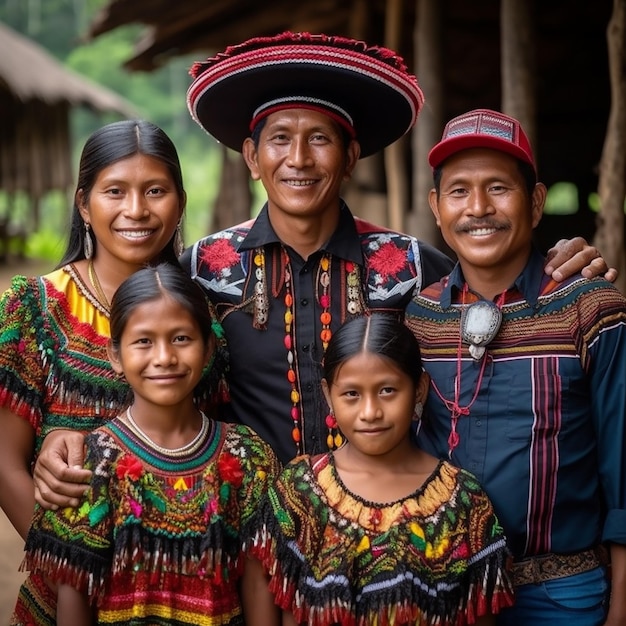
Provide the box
[407,249,626,558]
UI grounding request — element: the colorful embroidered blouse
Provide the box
[23,419,280,625]
[0,267,126,452]
[252,454,514,626]
[1,266,217,625]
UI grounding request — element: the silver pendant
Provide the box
[461,299,502,360]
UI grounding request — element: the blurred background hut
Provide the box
[0,20,135,262]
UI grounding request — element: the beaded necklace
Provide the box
[253,246,363,455]
[124,406,210,458]
[430,284,505,457]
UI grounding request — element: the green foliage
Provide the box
[1,0,222,259]
[26,230,67,262]
[544,182,579,215]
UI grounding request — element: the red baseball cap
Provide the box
[428,108,536,172]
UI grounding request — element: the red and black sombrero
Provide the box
[187,32,424,158]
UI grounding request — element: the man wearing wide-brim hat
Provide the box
[183,31,453,466]
[180,31,612,468]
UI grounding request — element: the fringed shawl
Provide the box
[0,269,127,450]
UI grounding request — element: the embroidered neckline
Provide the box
[87,259,111,313]
[65,263,110,317]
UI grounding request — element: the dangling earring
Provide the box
[83,223,93,259]
[325,410,343,450]
[173,221,184,256]
[413,401,424,421]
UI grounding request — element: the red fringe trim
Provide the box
[189,31,409,79]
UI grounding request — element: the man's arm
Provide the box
[604,543,626,625]
[417,236,616,288]
[33,429,91,509]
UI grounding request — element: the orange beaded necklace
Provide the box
[253,246,362,455]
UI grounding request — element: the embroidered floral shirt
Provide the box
[252,454,513,625]
[180,202,453,464]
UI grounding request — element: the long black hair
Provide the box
[323,313,423,387]
[56,120,186,268]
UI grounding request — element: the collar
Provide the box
[237,200,364,265]
[440,247,545,308]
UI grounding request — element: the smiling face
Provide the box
[78,153,184,272]
[242,108,360,227]
[429,148,545,297]
[107,294,212,414]
[322,350,425,459]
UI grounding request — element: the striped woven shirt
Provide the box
[406,248,626,559]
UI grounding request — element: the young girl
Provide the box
[252,313,514,625]
[21,264,280,626]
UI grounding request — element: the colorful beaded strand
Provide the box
[318,256,343,448]
[283,261,302,452]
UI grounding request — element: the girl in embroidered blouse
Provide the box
[21,263,280,626]
[252,313,514,626]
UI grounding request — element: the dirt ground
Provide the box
[0,258,53,623]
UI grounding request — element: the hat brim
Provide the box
[188,60,418,158]
[428,134,534,169]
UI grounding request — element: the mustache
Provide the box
[455,218,509,233]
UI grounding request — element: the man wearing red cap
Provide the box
[406,108,626,624]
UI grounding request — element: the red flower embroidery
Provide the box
[452,541,470,559]
[116,454,143,481]
[369,242,406,280]
[218,453,244,488]
[199,239,241,275]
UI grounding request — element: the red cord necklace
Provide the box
[431,284,505,456]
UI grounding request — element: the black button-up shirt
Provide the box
[181,202,453,464]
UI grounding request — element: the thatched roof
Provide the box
[0,20,135,114]
[85,0,612,190]
[0,21,136,202]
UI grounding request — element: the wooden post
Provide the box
[384,0,409,233]
[500,0,537,152]
[409,0,445,248]
[210,146,252,232]
[596,0,626,293]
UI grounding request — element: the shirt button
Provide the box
[300,298,308,306]
[306,383,313,392]
[302,344,310,352]
[476,420,482,427]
